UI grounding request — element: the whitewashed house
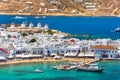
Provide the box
[91,45,119,59]
[64,45,80,57]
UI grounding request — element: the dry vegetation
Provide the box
[0,0,120,16]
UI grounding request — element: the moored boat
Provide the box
[53,63,77,70]
[77,63,103,73]
[52,65,65,70]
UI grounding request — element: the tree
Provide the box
[87,34,92,40]
[47,29,54,35]
[21,32,27,37]
[8,34,11,38]
[29,38,37,43]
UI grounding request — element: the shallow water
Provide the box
[0,61,119,80]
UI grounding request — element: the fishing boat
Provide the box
[77,47,103,73]
[77,63,103,72]
[54,65,64,70]
[53,63,77,70]
[64,63,78,70]
[114,27,120,32]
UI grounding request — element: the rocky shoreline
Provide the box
[0,13,119,17]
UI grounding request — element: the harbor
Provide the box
[0,0,120,79]
[0,60,119,80]
[0,15,120,80]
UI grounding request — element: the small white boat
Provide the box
[35,16,41,19]
[14,16,25,19]
[42,16,46,18]
[34,69,43,73]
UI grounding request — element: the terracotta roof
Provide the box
[91,45,117,50]
[69,39,75,42]
[0,48,3,50]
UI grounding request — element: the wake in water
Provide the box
[12,16,25,19]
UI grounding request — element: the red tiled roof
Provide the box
[69,38,75,42]
[91,45,117,50]
[0,48,3,50]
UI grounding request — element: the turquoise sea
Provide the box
[0,15,120,39]
[0,61,120,80]
[0,15,120,79]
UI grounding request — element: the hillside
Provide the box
[0,0,120,16]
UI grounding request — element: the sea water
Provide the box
[0,61,119,80]
[0,15,120,39]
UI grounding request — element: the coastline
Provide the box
[0,58,94,66]
[0,12,119,17]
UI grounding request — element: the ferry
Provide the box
[114,27,120,32]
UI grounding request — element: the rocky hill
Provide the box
[0,0,120,16]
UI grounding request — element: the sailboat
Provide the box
[77,47,103,73]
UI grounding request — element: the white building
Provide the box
[37,22,42,30]
[64,45,80,57]
[84,2,99,11]
[91,45,119,59]
[44,24,49,31]
[21,22,26,28]
[29,22,34,28]
[10,22,15,28]
[30,47,44,55]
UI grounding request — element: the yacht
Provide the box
[14,16,25,19]
[77,63,103,72]
[42,16,46,18]
[114,27,120,32]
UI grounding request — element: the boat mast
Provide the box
[83,47,86,64]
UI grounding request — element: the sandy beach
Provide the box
[0,58,94,66]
